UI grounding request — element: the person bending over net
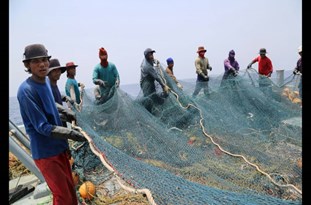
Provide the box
[140,48,170,112]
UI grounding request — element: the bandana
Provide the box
[199,52,205,58]
[99,47,108,67]
[99,47,107,55]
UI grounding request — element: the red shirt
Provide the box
[252,56,273,76]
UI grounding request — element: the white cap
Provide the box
[298,45,302,53]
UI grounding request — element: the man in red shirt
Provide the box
[247,48,273,94]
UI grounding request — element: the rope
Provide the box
[279,74,296,88]
[245,68,256,86]
[168,87,302,195]
[152,65,302,195]
[247,67,297,88]
[78,86,85,112]
[71,122,157,205]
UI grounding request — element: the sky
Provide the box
[9,0,302,97]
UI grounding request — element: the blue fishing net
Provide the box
[71,66,302,205]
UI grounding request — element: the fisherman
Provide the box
[140,48,170,112]
[65,61,85,110]
[17,44,86,205]
[247,48,273,94]
[220,50,240,88]
[165,57,183,90]
[47,58,74,127]
[92,47,120,104]
[192,46,212,97]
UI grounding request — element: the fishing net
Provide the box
[70,65,302,205]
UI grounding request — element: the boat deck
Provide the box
[9,174,52,205]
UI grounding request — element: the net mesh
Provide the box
[71,66,302,205]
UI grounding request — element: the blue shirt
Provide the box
[47,78,63,105]
[47,78,67,127]
[17,77,69,160]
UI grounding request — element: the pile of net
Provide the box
[71,67,302,205]
[9,152,31,180]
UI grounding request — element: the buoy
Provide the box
[79,181,96,200]
[293,91,299,97]
[292,98,302,104]
[72,171,79,186]
[283,87,290,93]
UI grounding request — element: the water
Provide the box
[9,84,142,126]
[9,96,23,126]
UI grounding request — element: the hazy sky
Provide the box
[9,0,302,97]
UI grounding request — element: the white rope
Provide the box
[169,87,302,195]
[72,122,157,205]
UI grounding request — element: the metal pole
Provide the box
[9,120,31,151]
[276,70,284,87]
[9,136,45,183]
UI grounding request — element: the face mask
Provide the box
[199,52,205,57]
